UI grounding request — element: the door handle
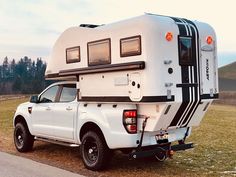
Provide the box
[46,107,51,111]
[66,107,73,111]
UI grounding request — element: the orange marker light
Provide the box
[166,32,173,41]
[206,36,213,45]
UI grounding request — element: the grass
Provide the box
[0,98,235,177]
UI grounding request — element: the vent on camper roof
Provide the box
[79,24,99,28]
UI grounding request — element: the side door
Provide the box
[31,85,60,137]
[52,84,77,141]
[128,72,141,101]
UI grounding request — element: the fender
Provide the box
[77,103,139,149]
[13,104,33,134]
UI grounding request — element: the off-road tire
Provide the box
[14,122,34,152]
[81,131,111,171]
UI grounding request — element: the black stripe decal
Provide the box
[176,18,195,127]
[179,22,199,126]
[169,17,191,127]
[181,20,202,127]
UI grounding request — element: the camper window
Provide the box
[88,38,111,66]
[120,36,141,57]
[66,46,80,64]
[179,36,193,65]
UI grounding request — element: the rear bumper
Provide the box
[129,142,194,159]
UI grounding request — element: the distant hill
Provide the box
[218,61,236,80]
[218,61,236,91]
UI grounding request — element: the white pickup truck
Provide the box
[13,14,218,171]
[13,81,193,170]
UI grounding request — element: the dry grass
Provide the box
[0,95,29,101]
[0,98,235,177]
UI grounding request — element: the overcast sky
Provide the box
[0,0,236,66]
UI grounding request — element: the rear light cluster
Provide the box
[123,110,137,134]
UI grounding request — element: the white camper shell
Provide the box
[46,14,218,130]
[13,14,218,171]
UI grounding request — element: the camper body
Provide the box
[13,14,218,170]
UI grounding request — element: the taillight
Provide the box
[123,110,137,134]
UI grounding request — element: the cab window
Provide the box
[59,84,76,102]
[39,86,59,103]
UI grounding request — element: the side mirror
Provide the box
[30,95,39,103]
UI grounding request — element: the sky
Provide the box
[0,0,236,67]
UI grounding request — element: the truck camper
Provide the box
[13,14,218,170]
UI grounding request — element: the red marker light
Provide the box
[206,36,213,45]
[166,32,173,41]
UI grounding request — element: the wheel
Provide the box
[14,122,34,152]
[81,131,111,171]
[154,151,167,162]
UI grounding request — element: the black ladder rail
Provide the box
[137,116,149,151]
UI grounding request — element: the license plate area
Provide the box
[155,133,169,144]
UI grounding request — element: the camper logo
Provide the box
[206,59,209,80]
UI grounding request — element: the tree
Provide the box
[0,56,48,94]
[2,56,10,80]
[10,59,16,79]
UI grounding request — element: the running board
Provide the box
[35,137,79,147]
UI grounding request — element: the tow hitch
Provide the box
[130,142,194,159]
[132,116,194,160]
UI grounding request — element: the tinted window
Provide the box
[120,36,141,57]
[179,37,193,65]
[39,86,59,103]
[59,84,76,102]
[66,46,80,63]
[88,39,111,66]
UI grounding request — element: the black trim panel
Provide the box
[200,94,219,99]
[45,73,60,78]
[78,95,175,103]
[140,96,174,102]
[176,83,198,87]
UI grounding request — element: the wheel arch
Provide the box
[14,115,28,128]
[79,122,108,147]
